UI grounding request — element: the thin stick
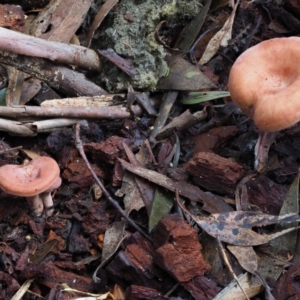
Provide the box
[0,27,101,71]
[217,239,250,300]
[74,121,152,242]
[0,145,22,154]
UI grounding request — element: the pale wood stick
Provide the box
[0,118,35,136]
[41,95,125,107]
[0,27,101,71]
[0,105,142,119]
[31,119,79,132]
[0,51,107,96]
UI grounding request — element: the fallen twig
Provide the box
[0,105,143,120]
[149,91,178,143]
[0,27,101,71]
[0,118,35,136]
[0,51,107,96]
[0,145,22,155]
[41,94,125,107]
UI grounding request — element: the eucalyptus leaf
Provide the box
[182,91,230,104]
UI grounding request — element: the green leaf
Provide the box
[0,88,7,106]
[157,55,215,91]
[182,91,230,104]
[148,188,173,232]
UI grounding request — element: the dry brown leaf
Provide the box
[115,171,145,214]
[200,0,239,64]
[227,245,257,274]
[178,203,300,246]
[213,273,263,300]
[112,285,126,300]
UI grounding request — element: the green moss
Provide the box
[93,0,202,91]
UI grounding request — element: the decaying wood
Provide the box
[84,136,131,163]
[20,262,94,291]
[126,285,168,300]
[190,125,239,154]
[182,275,222,299]
[29,0,91,43]
[244,175,288,215]
[0,27,101,71]
[41,95,125,107]
[62,157,107,188]
[0,5,25,32]
[153,214,211,282]
[0,105,142,120]
[0,51,107,96]
[107,232,174,291]
[185,151,246,195]
[0,271,20,299]
[272,264,300,299]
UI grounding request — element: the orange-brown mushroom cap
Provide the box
[0,156,60,197]
[228,37,300,132]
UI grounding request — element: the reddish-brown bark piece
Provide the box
[182,275,222,300]
[244,175,288,215]
[15,247,30,271]
[1,1,49,11]
[190,125,238,154]
[57,146,78,169]
[272,265,300,299]
[107,232,174,291]
[126,285,168,300]
[81,202,110,236]
[62,158,107,188]
[111,160,125,187]
[153,214,211,282]
[0,5,25,32]
[30,0,91,43]
[107,244,163,290]
[0,271,20,298]
[84,136,132,163]
[54,260,85,272]
[20,262,94,291]
[185,151,246,195]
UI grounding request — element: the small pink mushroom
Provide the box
[0,156,61,216]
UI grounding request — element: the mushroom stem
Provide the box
[40,177,62,217]
[40,192,54,217]
[26,195,44,216]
